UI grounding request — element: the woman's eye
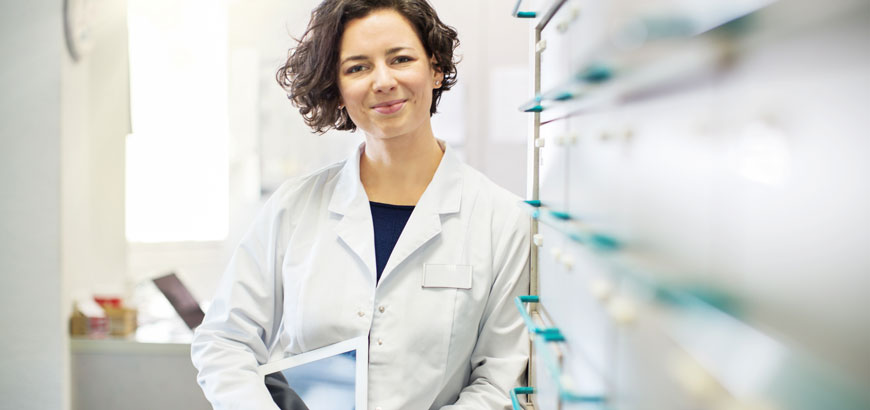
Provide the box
[346,65,366,74]
[393,56,413,64]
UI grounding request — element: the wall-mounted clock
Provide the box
[63,0,93,62]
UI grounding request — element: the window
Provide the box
[125,0,228,242]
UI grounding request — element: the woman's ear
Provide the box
[431,57,444,88]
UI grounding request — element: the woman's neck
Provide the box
[359,132,444,206]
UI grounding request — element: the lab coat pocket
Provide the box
[406,265,470,377]
[422,264,473,289]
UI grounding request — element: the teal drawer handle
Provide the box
[567,232,621,251]
[554,91,575,101]
[549,210,572,220]
[520,202,622,252]
[519,95,545,112]
[511,387,535,410]
[512,0,536,18]
[515,300,606,404]
[515,296,565,341]
[533,334,607,403]
[578,63,613,83]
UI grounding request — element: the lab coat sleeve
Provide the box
[442,205,531,409]
[190,189,293,410]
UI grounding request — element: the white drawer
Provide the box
[530,338,560,410]
[611,308,702,409]
[529,317,610,410]
[538,3,575,95]
[609,282,712,410]
[537,119,570,212]
[538,0,608,90]
[561,96,716,284]
[536,222,616,384]
[536,0,612,123]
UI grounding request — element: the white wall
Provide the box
[0,1,68,409]
[62,0,130,303]
[1,1,130,408]
[435,0,532,195]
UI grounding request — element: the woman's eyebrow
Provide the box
[385,46,411,55]
[340,46,414,65]
[340,55,369,66]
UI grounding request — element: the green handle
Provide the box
[515,296,565,340]
[511,387,535,409]
[512,0,536,18]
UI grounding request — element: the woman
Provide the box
[191,1,530,408]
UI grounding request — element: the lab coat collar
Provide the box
[327,139,462,216]
[328,139,464,285]
[327,142,368,217]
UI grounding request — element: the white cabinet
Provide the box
[72,339,210,410]
[516,0,870,408]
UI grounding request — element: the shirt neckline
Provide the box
[369,201,416,210]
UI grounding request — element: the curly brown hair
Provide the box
[276,0,459,133]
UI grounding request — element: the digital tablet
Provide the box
[258,336,368,410]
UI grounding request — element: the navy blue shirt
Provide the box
[370,201,415,283]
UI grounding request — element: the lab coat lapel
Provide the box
[379,144,463,285]
[328,144,377,283]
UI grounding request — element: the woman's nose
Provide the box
[372,65,397,93]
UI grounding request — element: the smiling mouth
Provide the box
[371,99,406,114]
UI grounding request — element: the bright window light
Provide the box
[125,0,229,242]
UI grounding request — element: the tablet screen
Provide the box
[258,337,368,409]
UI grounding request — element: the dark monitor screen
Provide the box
[152,272,205,330]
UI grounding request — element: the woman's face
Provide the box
[337,9,443,141]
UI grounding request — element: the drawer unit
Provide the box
[517,0,870,409]
[560,15,870,372]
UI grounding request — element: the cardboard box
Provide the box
[103,306,137,336]
[69,309,89,337]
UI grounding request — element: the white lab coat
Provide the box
[191,141,530,409]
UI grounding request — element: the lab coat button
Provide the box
[377,338,383,345]
[375,407,382,410]
[358,311,365,317]
[378,306,385,313]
